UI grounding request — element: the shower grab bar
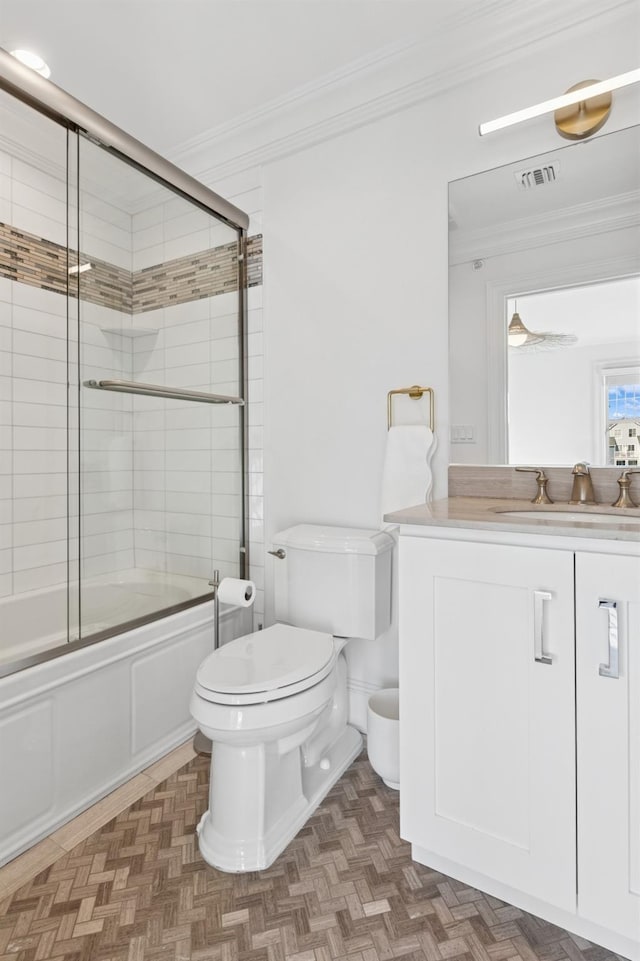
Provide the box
[83,379,244,406]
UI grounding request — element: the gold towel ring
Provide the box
[387,385,434,431]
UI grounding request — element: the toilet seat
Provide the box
[194,623,337,706]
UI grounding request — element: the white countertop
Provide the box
[384,497,640,542]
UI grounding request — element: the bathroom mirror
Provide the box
[448,124,640,466]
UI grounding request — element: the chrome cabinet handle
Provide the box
[598,599,619,679]
[533,590,553,664]
[268,548,286,559]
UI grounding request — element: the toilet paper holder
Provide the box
[207,571,256,650]
[208,570,222,651]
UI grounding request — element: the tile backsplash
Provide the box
[0,220,262,314]
[448,464,625,505]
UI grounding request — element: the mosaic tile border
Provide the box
[0,222,262,314]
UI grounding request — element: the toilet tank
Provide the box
[272,525,394,640]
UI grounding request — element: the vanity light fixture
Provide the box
[9,49,51,79]
[479,69,640,138]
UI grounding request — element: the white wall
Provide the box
[248,3,640,705]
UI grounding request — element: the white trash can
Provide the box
[367,688,399,790]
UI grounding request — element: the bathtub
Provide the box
[0,569,229,670]
[0,572,253,866]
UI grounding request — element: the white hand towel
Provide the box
[381,425,436,518]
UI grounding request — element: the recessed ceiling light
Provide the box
[10,49,51,79]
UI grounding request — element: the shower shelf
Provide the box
[83,379,245,405]
[99,325,159,338]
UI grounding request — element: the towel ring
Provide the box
[387,385,434,431]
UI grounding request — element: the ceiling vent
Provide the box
[515,162,560,189]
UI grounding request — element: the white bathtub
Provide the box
[0,569,225,668]
[0,574,253,866]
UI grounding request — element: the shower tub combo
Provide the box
[0,50,252,866]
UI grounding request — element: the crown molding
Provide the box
[171,36,423,160]
[168,0,636,184]
[449,191,640,264]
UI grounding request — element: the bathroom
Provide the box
[0,1,639,959]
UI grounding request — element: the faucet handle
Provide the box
[515,466,554,504]
[612,469,640,509]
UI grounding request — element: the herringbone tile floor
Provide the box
[0,751,623,961]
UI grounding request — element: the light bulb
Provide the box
[10,49,51,79]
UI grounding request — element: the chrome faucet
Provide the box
[569,462,596,505]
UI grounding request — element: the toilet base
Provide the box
[197,724,363,873]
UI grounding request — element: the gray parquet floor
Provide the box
[0,752,624,961]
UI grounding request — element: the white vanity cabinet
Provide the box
[398,527,640,960]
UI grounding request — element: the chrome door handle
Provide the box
[268,548,286,559]
[533,590,553,664]
[598,599,619,679]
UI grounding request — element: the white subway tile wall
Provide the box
[130,293,243,586]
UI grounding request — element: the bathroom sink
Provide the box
[497,509,640,525]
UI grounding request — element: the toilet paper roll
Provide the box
[216,577,256,608]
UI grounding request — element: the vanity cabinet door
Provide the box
[399,536,576,911]
[576,552,640,947]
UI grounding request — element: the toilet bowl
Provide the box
[190,623,362,872]
[191,525,394,873]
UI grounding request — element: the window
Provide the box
[603,365,640,465]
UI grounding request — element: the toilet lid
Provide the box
[195,623,336,704]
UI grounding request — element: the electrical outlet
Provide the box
[450,425,475,443]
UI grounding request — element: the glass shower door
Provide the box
[0,87,80,668]
[76,134,245,640]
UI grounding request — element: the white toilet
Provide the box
[190,524,394,873]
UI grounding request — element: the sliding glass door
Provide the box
[76,135,246,639]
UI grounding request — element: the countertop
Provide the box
[384,497,640,542]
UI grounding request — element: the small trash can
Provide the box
[367,688,399,790]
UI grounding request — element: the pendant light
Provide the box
[507,307,543,347]
[507,302,579,351]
